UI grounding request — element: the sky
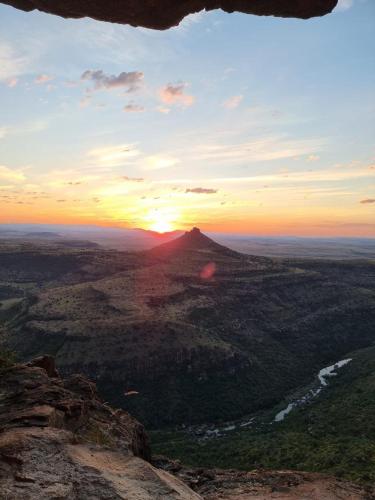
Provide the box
[0,0,374,236]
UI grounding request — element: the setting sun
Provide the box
[150,219,173,233]
[144,207,179,233]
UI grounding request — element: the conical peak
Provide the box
[148,226,239,259]
[185,227,201,237]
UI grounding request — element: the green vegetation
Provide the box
[81,422,115,447]
[0,347,16,372]
[151,346,375,483]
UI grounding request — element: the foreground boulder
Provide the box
[0,356,200,499]
[1,0,338,29]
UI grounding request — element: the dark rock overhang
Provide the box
[1,0,338,30]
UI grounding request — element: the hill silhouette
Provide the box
[149,227,239,257]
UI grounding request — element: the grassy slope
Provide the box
[151,345,375,482]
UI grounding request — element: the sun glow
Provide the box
[145,208,178,233]
[150,219,173,233]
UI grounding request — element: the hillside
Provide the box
[152,345,375,483]
[1,229,375,428]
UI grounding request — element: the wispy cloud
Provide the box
[6,77,18,88]
[35,74,54,84]
[159,83,195,107]
[223,95,243,109]
[335,0,354,12]
[307,154,320,162]
[209,168,375,184]
[0,42,26,81]
[79,95,92,108]
[143,155,180,170]
[0,120,48,139]
[87,144,141,168]
[81,69,144,92]
[360,198,375,204]
[155,166,374,186]
[178,136,325,164]
[156,106,170,114]
[121,175,144,182]
[185,187,217,194]
[124,102,145,113]
[0,127,9,139]
[0,165,26,182]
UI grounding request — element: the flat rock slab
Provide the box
[1,0,338,29]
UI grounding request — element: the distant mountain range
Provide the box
[1,222,374,259]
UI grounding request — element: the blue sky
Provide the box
[0,0,374,235]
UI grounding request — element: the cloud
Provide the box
[156,166,375,187]
[0,165,26,182]
[122,176,144,182]
[6,77,18,88]
[156,106,170,114]
[87,144,141,167]
[0,42,26,81]
[35,74,54,84]
[0,127,9,139]
[0,121,48,139]
[159,83,195,107]
[79,95,92,108]
[223,95,243,109]
[185,187,218,194]
[307,154,320,162]
[143,155,180,170]
[180,136,325,164]
[335,0,354,11]
[124,103,145,113]
[360,198,375,204]
[81,69,144,92]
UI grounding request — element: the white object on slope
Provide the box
[274,357,352,422]
[318,358,352,386]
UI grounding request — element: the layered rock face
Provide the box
[1,0,338,29]
[0,356,200,499]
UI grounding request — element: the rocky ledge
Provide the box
[0,356,373,499]
[0,356,199,499]
[1,1,338,30]
[155,457,375,499]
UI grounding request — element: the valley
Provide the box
[1,229,374,431]
[152,344,375,483]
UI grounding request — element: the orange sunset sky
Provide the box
[0,1,374,236]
